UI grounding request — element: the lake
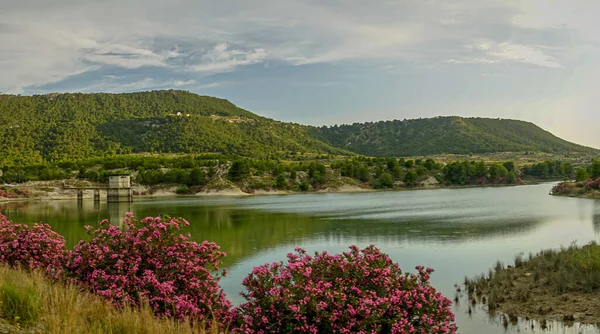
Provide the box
[2,183,600,333]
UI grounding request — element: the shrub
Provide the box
[175,185,191,194]
[59,214,232,325]
[298,182,309,191]
[575,168,589,182]
[0,214,66,271]
[583,178,600,191]
[0,282,41,326]
[234,245,456,333]
[551,181,578,195]
[0,188,31,199]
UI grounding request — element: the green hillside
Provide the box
[0,90,344,166]
[1,91,596,167]
[311,116,597,157]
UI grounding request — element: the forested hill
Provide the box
[0,90,344,166]
[310,117,598,157]
[1,90,596,166]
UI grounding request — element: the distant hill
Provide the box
[310,116,598,156]
[1,90,595,166]
[0,90,344,166]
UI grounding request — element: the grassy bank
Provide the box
[0,266,219,334]
[462,242,600,327]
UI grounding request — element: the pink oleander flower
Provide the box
[0,214,66,273]
[57,215,232,326]
[233,245,457,333]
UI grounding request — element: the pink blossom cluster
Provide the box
[583,177,600,191]
[234,245,457,333]
[0,214,65,270]
[58,213,232,325]
[0,188,31,198]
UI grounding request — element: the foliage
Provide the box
[274,174,288,189]
[0,282,41,326]
[0,266,218,333]
[588,159,600,179]
[235,245,457,333]
[0,214,66,271]
[521,160,573,179]
[550,181,582,196]
[488,163,508,179]
[374,172,394,189]
[0,188,31,199]
[312,116,597,156]
[229,161,250,181]
[506,171,517,184]
[462,242,600,327]
[0,90,345,166]
[576,168,589,182]
[175,186,193,195]
[583,178,600,191]
[404,170,418,186]
[502,161,515,172]
[467,242,600,300]
[59,214,232,325]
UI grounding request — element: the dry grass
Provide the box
[0,266,225,334]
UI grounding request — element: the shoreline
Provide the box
[1,180,551,203]
[551,192,600,199]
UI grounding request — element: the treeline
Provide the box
[0,154,227,184]
[573,159,600,182]
[3,154,590,193]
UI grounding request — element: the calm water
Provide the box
[2,183,600,333]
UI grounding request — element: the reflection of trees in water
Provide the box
[314,217,544,245]
[0,201,28,212]
[1,199,547,266]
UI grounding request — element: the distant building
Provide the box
[108,174,132,202]
[109,174,131,188]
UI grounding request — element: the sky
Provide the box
[1,0,599,147]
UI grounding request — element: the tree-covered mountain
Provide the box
[0,90,344,166]
[311,117,598,156]
[1,90,596,167]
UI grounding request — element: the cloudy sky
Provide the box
[1,0,599,147]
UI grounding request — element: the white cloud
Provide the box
[190,43,267,73]
[461,42,563,68]
[0,0,596,92]
[80,43,172,69]
[489,43,563,68]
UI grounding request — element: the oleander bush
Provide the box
[583,177,600,191]
[234,245,457,333]
[58,213,232,326]
[0,214,66,271]
[0,188,31,199]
